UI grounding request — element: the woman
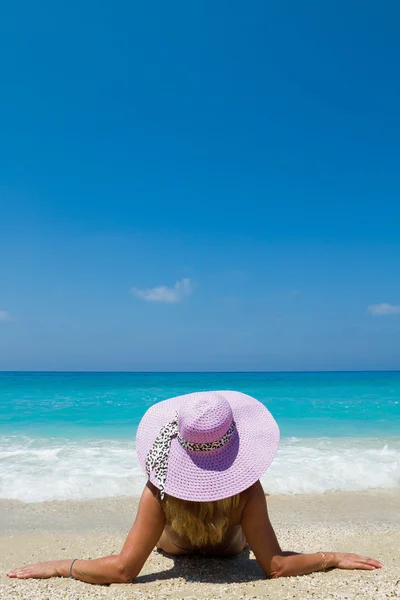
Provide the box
[7,391,383,583]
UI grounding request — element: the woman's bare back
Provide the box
[157,485,249,556]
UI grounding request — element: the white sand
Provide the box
[0,489,399,599]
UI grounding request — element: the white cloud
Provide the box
[131,278,193,303]
[367,303,400,316]
[0,310,12,322]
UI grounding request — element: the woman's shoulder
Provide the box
[241,479,265,500]
[146,481,161,497]
[235,480,265,514]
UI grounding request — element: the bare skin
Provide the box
[7,480,383,583]
[157,482,248,556]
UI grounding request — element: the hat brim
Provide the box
[136,390,280,502]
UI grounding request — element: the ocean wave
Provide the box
[264,437,400,494]
[0,435,399,502]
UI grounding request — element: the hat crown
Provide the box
[178,393,233,444]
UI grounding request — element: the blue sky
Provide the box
[1,1,400,371]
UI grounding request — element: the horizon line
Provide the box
[1,369,400,375]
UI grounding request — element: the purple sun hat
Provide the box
[136,391,280,502]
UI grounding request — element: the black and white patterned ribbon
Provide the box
[145,412,179,499]
[178,421,235,452]
[145,412,236,498]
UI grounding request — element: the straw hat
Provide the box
[136,390,280,502]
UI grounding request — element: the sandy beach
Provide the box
[0,489,399,599]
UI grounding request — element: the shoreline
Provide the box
[1,488,399,533]
[3,435,400,502]
[1,489,399,599]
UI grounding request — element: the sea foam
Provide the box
[1,435,399,502]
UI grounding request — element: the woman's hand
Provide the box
[7,560,64,579]
[332,552,383,571]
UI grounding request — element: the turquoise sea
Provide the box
[1,371,399,502]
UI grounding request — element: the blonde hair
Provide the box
[161,493,241,548]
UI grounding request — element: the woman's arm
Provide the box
[241,481,383,578]
[7,483,165,584]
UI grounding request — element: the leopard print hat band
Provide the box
[145,412,179,500]
[145,411,236,499]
